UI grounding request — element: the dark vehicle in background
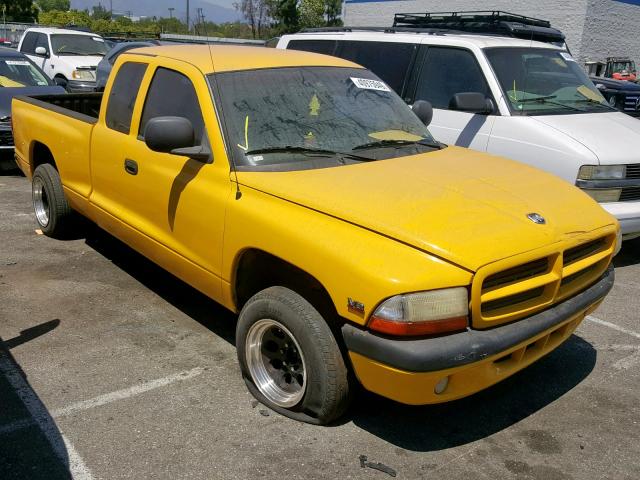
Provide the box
[0,47,65,170]
[590,75,640,118]
[95,40,159,91]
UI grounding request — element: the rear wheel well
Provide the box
[31,142,57,174]
[234,250,342,331]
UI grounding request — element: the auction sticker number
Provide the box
[350,77,391,92]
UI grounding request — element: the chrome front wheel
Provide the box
[32,176,50,228]
[245,318,307,408]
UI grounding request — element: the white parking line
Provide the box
[1,357,205,478]
[0,366,205,437]
[52,367,204,418]
[586,315,640,340]
[0,352,94,480]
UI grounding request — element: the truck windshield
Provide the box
[0,57,50,87]
[210,67,438,170]
[50,34,108,56]
[485,47,614,115]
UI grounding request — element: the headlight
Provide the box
[369,287,469,336]
[607,95,617,107]
[578,165,626,180]
[71,69,94,80]
[582,189,621,203]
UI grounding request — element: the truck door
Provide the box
[90,60,232,294]
[410,46,495,151]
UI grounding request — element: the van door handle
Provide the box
[124,159,138,175]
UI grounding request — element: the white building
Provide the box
[343,0,640,67]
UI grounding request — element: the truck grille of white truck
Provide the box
[471,234,615,328]
[625,164,640,179]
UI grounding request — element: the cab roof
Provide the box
[127,44,361,73]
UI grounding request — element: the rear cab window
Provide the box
[105,62,148,134]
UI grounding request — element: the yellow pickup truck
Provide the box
[12,45,619,424]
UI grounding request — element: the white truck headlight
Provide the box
[582,189,621,203]
[578,165,626,180]
[369,287,469,336]
[71,69,94,80]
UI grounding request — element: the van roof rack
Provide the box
[393,11,565,44]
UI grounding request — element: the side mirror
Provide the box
[35,46,49,57]
[449,92,494,114]
[144,116,211,162]
[412,100,433,126]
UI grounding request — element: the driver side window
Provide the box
[415,47,492,110]
[139,67,205,144]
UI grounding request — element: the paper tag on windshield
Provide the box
[5,60,30,66]
[350,77,391,92]
[560,52,575,62]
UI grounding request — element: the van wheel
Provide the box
[32,164,73,238]
[237,286,351,424]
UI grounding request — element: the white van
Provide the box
[18,28,108,92]
[277,13,640,239]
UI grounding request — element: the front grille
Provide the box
[620,186,640,201]
[625,164,640,179]
[0,128,12,146]
[623,94,639,112]
[473,234,615,327]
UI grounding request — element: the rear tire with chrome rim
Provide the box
[32,164,73,238]
[237,286,351,424]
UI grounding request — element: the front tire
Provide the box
[32,164,74,238]
[236,286,351,424]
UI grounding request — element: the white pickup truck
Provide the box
[278,12,640,239]
[18,27,108,93]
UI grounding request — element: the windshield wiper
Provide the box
[58,51,104,56]
[515,94,557,103]
[513,96,585,112]
[244,146,375,162]
[352,139,442,151]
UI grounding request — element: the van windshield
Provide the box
[50,34,108,56]
[210,67,439,171]
[485,47,615,115]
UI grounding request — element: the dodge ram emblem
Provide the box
[527,213,546,224]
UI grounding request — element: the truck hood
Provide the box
[531,112,640,165]
[1,86,65,117]
[237,147,616,271]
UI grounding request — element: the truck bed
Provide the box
[16,93,102,123]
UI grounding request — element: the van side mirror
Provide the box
[449,92,494,114]
[144,116,211,162]
[412,100,433,126]
[35,46,49,57]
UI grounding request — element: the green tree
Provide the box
[91,4,111,20]
[1,0,39,22]
[36,0,70,12]
[299,0,324,28]
[268,0,298,34]
[325,0,342,26]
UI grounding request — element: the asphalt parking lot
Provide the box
[1,169,639,480]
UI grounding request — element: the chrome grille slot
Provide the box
[482,286,545,314]
[626,164,640,179]
[483,258,549,290]
[620,186,640,202]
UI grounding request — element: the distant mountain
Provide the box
[70,0,243,24]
